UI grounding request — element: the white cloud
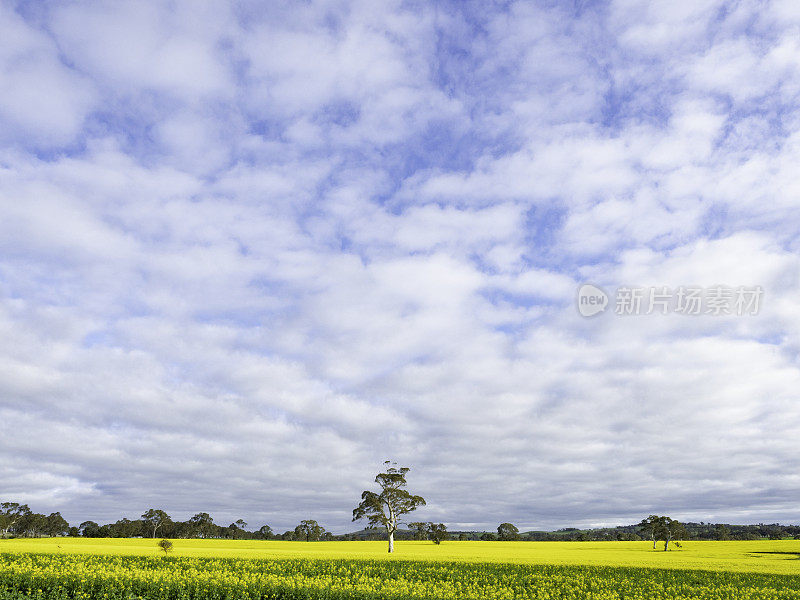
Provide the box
[0,5,96,146]
[49,1,235,99]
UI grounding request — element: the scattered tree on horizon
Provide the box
[410,522,449,544]
[659,518,688,551]
[408,522,429,541]
[353,461,426,553]
[638,515,661,549]
[638,515,688,551]
[295,519,326,541]
[428,523,448,545]
[497,522,520,541]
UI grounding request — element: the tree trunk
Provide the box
[652,537,656,549]
[663,537,670,551]
[386,502,396,553]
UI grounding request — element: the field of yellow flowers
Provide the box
[1,551,800,600]
[4,538,800,575]
[1,545,800,600]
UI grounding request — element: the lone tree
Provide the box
[497,523,520,541]
[353,461,426,553]
[158,538,173,556]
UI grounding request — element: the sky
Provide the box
[1,0,800,534]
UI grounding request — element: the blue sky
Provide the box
[2,0,800,533]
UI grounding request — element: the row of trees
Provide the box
[5,499,798,547]
[509,522,800,542]
[1,502,296,540]
[0,502,359,543]
[0,503,69,537]
[77,511,277,540]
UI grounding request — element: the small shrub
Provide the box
[158,538,173,556]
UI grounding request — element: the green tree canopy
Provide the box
[497,523,520,541]
[408,522,429,541]
[428,523,448,545]
[189,513,214,538]
[141,509,171,538]
[258,524,273,539]
[0,502,31,536]
[353,461,426,553]
[295,519,325,541]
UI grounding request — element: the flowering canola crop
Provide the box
[4,539,800,575]
[2,552,800,600]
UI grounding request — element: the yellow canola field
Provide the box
[2,538,800,575]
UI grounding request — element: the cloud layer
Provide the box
[2,0,800,532]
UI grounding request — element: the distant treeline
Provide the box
[0,503,318,540]
[488,522,800,542]
[2,501,798,541]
